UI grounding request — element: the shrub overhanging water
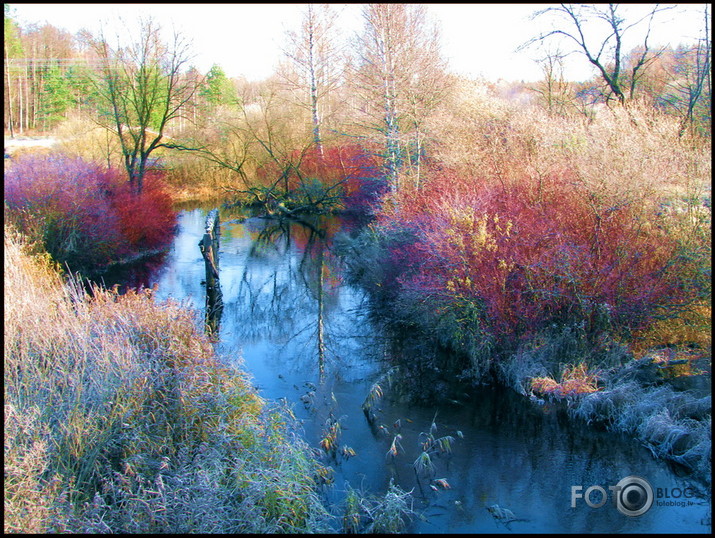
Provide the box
[4,153,178,276]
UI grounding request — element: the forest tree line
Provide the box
[4,4,711,154]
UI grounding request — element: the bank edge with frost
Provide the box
[338,228,712,488]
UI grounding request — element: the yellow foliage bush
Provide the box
[531,363,601,398]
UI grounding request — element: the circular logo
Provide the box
[615,476,653,517]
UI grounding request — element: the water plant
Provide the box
[319,414,342,459]
[413,451,435,480]
[362,367,397,424]
[340,480,415,534]
[385,434,404,463]
[409,413,463,498]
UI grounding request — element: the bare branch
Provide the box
[87,16,200,194]
[521,3,676,106]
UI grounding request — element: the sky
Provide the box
[7,3,709,83]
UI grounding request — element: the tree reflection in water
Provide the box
[228,212,377,383]
[149,207,710,534]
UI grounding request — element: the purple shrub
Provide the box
[4,153,176,276]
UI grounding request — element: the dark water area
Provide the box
[105,206,711,534]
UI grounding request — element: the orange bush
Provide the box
[531,364,601,398]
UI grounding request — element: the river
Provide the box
[109,206,711,533]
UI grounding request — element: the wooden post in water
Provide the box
[199,209,223,336]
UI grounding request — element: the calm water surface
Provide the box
[139,207,710,534]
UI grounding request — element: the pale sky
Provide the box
[7,3,708,83]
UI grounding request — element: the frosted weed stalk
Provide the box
[341,479,415,534]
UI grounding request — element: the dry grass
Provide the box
[50,111,126,168]
[429,80,710,205]
[530,363,601,398]
[4,225,331,533]
[630,303,712,356]
[162,150,249,205]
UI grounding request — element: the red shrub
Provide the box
[105,171,177,253]
[328,144,386,214]
[381,167,690,341]
[297,145,382,199]
[254,143,386,214]
[4,153,177,274]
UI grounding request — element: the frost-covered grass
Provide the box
[572,379,710,482]
[4,226,334,533]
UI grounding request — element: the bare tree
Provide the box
[531,47,574,115]
[352,4,403,194]
[350,3,447,193]
[666,4,711,136]
[85,18,200,195]
[521,4,675,105]
[282,4,344,156]
[400,21,450,190]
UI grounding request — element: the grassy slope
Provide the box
[4,226,332,533]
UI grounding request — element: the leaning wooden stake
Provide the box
[199,209,223,335]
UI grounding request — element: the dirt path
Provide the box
[4,136,58,156]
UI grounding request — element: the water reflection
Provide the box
[147,207,710,534]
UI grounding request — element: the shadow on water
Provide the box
[118,206,710,534]
[83,251,169,295]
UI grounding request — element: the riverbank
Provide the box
[336,227,712,488]
[4,226,333,533]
